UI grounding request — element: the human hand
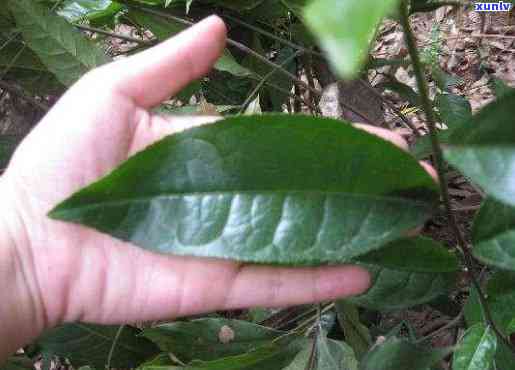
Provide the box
[0,16,375,359]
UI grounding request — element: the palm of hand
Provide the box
[1,17,369,328]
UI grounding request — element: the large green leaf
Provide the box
[335,301,371,359]
[142,319,285,362]
[348,264,455,310]
[465,271,515,334]
[303,0,399,79]
[284,335,358,370]
[316,336,358,370]
[49,114,438,266]
[452,323,497,370]
[140,339,304,370]
[129,9,251,77]
[359,336,450,370]
[58,0,123,24]
[472,198,515,271]
[357,237,460,273]
[444,90,515,207]
[9,0,110,86]
[36,323,159,369]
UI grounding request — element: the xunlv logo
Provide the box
[474,1,513,11]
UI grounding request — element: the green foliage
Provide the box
[452,324,497,370]
[303,0,399,79]
[3,0,515,368]
[359,336,451,370]
[347,263,454,311]
[49,114,438,265]
[35,323,159,368]
[142,319,286,362]
[444,90,515,207]
[8,0,109,86]
[472,198,515,271]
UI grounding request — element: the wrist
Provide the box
[0,176,47,362]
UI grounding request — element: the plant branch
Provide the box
[240,49,304,113]
[74,24,156,45]
[221,13,324,58]
[399,0,515,355]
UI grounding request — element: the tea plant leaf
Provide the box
[49,114,438,266]
[303,0,399,79]
[58,0,123,24]
[348,264,455,310]
[36,323,159,369]
[444,90,515,207]
[359,336,451,370]
[130,9,251,77]
[140,339,305,370]
[465,271,515,334]
[142,319,286,362]
[356,237,460,273]
[452,323,497,370]
[284,335,358,370]
[472,198,515,271]
[335,301,371,359]
[316,336,359,370]
[8,0,110,86]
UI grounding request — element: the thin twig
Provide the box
[221,13,324,58]
[74,24,156,45]
[416,311,464,343]
[240,49,304,113]
[399,0,515,355]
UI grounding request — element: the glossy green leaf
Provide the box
[349,263,455,310]
[58,0,123,24]
[357,237,460,273]
[359,336,451,370]
[141,339,304,370]
[472,198,515,270]
[316,336,358,370]
[36,323,159,369]
[49,114,438,266]
[465,271,515,334]
[452,323,497,370]
[130,9,251,77]
[8,0,110,86]
[284,335,358,370]
[335,301,371,359]
[303,0,399,79]
[444,90,515,207]
[142,319,286,362]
